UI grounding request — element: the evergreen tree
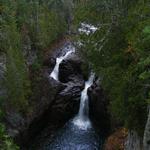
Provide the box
[74,0,150,135]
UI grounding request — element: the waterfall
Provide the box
[50,42,95,130]
[50,45,75,81]
[78,23,98,35]
[73,73,95,130]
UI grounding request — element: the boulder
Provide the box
[59,54,83,83]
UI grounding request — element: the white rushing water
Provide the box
[73,73,95,130]
[78,23,98,35]
[50,45,75,81]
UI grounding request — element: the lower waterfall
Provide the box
[73,73,95,130]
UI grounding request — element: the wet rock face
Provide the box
[48,54,85,123]
[59,54,83,83]
[46,49,85,123]
[88,79,110,135]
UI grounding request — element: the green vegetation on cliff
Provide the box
[0,0,149,149]
[0,0,70,148]
[74,0,150,135]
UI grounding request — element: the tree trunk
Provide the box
[143,106,150,150]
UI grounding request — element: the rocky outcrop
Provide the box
[125,130,143,150]
[59,54,83,83]
[4,42,85,148]
[143,106,150,150]
[88,79,110,135]
[5,73,65,146]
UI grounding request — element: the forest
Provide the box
[0,0,150,150]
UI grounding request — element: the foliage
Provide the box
[0,123,19,150]
[0,0,70,113]
[1,0,30,111]
[0,0,70,148]
[75,0,150,135]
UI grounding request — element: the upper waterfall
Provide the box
[50,45,75,81]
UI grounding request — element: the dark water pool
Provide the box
[31,120,102,150]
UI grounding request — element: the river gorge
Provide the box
[28,39,109,149]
